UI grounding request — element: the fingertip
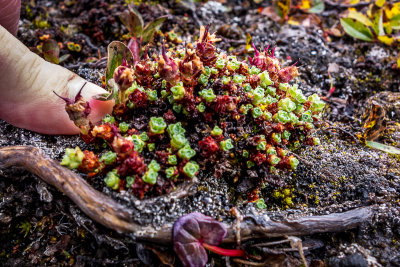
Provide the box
[88,99,115,124]
[70,80,114,124]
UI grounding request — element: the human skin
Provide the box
[0,0,114,134]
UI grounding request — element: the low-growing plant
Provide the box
[59,25,325,200]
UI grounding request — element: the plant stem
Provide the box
[202,242,245,257]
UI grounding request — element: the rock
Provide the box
[328,253,368,267]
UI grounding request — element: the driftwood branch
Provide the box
[0,146,373,244]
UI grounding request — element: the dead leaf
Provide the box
[261,6,283,22]
[328,63,340,73]
[362,100,387,141]
[377,35,394,45]
[288,14,321,27]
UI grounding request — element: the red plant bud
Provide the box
[251,152,267,165]
[179,48,204,87]
[248,188,261,202]
[248,74,260,88]
[156,150,171,164]
[158,43,180,85]
[163,109,176,123]
[80,131,96,144]
[212,95,237,114]
[113,103,129,117]
[277,155,290,169]
[117,151,146,176]
[79,150,104,177]
[131,177,153,199]
[111,136,135,159]
[267,102,279,114]
[272,123,285,133]
[128,88,148,108]
[196,25,219,66]
[54,83,92,135]
[135,57,154,88]
[91,124,115,142]
[199,136,219,157]
[278,64,299,83]
[113,65,134,91]
[248,43,268,71]
[265,46,281,76]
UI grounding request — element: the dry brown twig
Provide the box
[230,207,243,246]
[0,146,374,245]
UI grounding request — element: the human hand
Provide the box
[0,1,114,135]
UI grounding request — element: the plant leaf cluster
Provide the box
[340,1,400,45]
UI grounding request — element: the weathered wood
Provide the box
[0,146,374,245]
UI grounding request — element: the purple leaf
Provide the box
[173,212,227,267]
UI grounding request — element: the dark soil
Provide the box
[1,0,400,266]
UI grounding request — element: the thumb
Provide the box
[0,0,21,36]
[0,25,114,135]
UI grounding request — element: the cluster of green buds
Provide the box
[226,56,241,71]
[168,122,188,150]
[100,151,117,165]
[143,160,161,184]
[170,82,185,100]
[178,145,196,160]
[104,169,120,190]
[198,66,218,85]
[199,88,216,102]
[130,134,146,152]
[272,187,295,207]
[149,117,167,135]
[61,147,84,169]
[219,139,234,152]
[183,161,199,178]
